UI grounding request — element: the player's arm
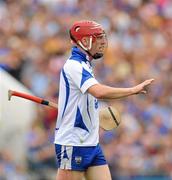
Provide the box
[87,79,154,99]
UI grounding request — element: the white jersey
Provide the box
[54,47,100,146]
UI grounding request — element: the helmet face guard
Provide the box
[69,20,107,59]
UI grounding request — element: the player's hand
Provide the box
[132,79,154,94]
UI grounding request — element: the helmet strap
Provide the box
[79,38,103,60]
[78,41,88,51]
[88,36,92,50]
[78,36,92,51]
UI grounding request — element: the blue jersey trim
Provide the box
[69,46,88,63]
[74,107,89,132]
[62,69,70,118]
[87,95,92,124]
[0,64,10,71]
[80,68,93,88]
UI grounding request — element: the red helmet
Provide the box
[69,20,105,43]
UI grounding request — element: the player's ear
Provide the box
[81,37,89,47]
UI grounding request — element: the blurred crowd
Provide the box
[0,0,172,179]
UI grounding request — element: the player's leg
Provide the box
[85,144,112,180]
[56,169,85,180]
[85,164,112,180]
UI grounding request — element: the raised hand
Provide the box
[132,79,154,95]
